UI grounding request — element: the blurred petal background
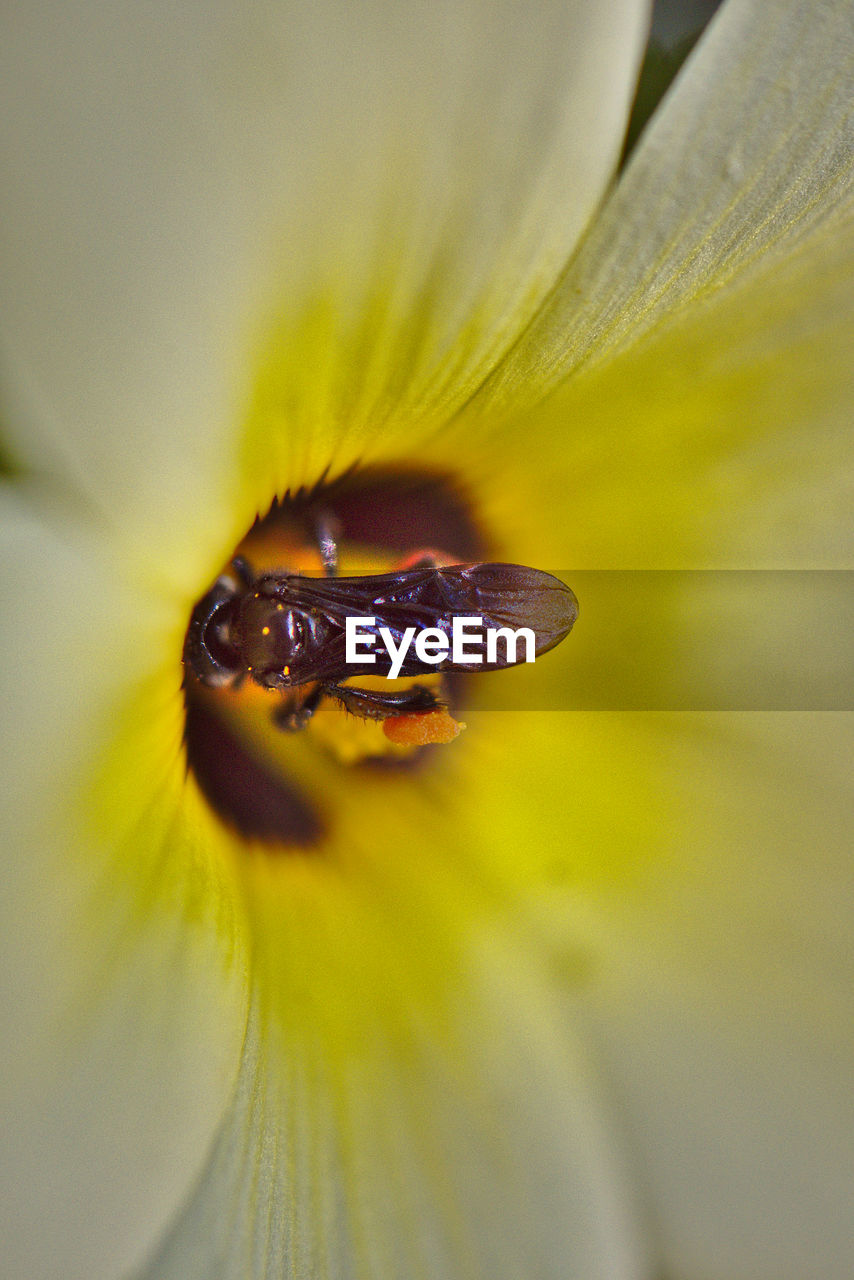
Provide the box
[1,2,852,1279]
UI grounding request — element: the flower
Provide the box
[2,1,853,1278]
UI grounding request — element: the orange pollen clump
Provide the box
[382,708,465,746]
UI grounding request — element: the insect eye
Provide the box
[184,583,241,687]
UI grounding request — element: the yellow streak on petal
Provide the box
[86,660,246,952]
[458,210,854,573]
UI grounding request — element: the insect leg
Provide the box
[322,682,443,722]
[313,512,341,578]
[272,683,325,732]
[230,556,255,587]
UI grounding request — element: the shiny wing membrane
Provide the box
[271,564,577,677]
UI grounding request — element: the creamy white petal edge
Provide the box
[479,199,854,572]
[471,0,854,1272]
[0,0,649,581]
[533,712,854,1280]
[476,0,854,404]
[0,491,250,1280]
[136,944,652,1280]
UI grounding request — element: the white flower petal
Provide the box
[0,0,650,558]
[0,491,249,1280]
[479,0,854,404]
[134,951,652,1280]
[541,712,854,1280]
[473,203,854,570]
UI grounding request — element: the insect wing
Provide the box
[275,564,577,677]
[272,568,447,680]
[440,563,578,666]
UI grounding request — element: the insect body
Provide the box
[185,557,577,728]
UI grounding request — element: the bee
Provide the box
[184,548,577,729]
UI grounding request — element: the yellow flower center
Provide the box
[182,467,486,847]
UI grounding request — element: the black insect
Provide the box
[184,542,578,729]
